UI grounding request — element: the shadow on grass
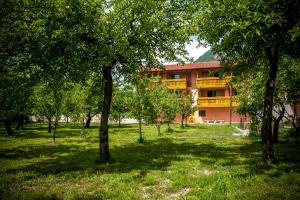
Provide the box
[2,137,299,180]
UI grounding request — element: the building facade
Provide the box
[149,61,247,124]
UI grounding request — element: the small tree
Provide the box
[128,77,147,143]
[111,87,131,127]
[176,91,197,129]
[143,78,168,136]
[162,92,179,132]
[33,81,65,143]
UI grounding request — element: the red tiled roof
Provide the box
[149,61,220,72]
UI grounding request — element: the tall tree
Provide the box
[193,0,300,162]
[87,0,189,163]
[0,0,41,134]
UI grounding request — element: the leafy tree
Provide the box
[1,0,92,134]
[128,76,147,143]
[84,0,189,163]
[193,0,300,162]
[143,77,171,136]
[0,0,41,134]
[33,81,65,143]
[1,0,188,163]
[176,91,197,129]
[236,56,300,143]
[162,92,179,132]
[82,78,103,128]
[111,87,131,127]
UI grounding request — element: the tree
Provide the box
[33,81,65,143]
[193,0,300,162]
[235,56,300,143]
[143,77,172,136]
[86,0,189,163]
[82,78,103,128]
[176,91,197,129]
[1,0,189,163]
[128,76,147,143]
[111,86,131,127]
[0,0,41,135]
[1,0,92,134]
[162,92,179,132]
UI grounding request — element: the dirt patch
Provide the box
[141,179,172,199]
[203,169,218,175]
[167,187,190,199]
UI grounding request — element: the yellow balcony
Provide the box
[197,96,239,107]
[162,78,186,90]
[196,76,231,88]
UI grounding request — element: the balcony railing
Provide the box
[196,76,231,88]
[197,96,239,107]
[162,78,186,90]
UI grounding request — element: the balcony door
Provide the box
[207,90,217,97]
[170,73,181,79]
[207,90,223,97]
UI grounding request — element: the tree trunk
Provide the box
[181,114,184,128]
[99,66,113,163]
[118,113,121,128]
[16,115,24,130]
[53,122,57,144]
[66,116,69,123]
[273,104,285,144]
[138,118,143,143]
[261,45,279,162]
[291,122,300,137]
[273,119,280,144]
[291,101,300,137]
[156,121,161,136]
[85,111,92,128]
[48,119,52,133]
[4,119,13,135]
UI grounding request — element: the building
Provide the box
[148,61,247,124]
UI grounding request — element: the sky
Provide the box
[163,36,210,64]
[185,39,210,61]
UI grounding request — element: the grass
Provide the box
[0,123,300,199]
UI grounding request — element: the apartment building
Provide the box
[148,61,246,124]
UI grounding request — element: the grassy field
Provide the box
[0,123,300,199]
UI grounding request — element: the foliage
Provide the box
[235,57,300,135]
[162,91,179,132]
[176,91,197,128]
[33,80,66,143]
[110,86,131,127]
[192,0,300,162]
[142,77,174,136]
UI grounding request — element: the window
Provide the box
[213,72,219,77]
[170,73,181,79]
[207,90,217,97]
[199,110,206,117]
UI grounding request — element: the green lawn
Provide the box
[0,123,300,199]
